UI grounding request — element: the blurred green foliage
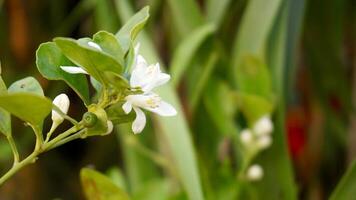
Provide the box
[0,0,355,199]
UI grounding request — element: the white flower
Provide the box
[122,44,176,134]
[253,115,273,136]
[50,94,70,132]
[240,129,253,145]
[246,164,263,181]
[256,135,272,149]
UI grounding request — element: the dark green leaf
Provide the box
[80,168,130,200]
[36,42,90,105]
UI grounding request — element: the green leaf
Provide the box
[80,168,130,200]
[0,93,52,127]
[36,42,90,105]
[236,55,273,99]
[0,77,11,137]
[236,92,274,125]
[93,31,124,65]
[8,77,44,96]
[54,37,123,84]
[170,24,216,86]
[115,6,149,53]
[85,105,109,136]
[330,161,356,200]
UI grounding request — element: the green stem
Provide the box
[47,129,85,151]
[0,151,38,186]
[0,122,84,186]
[6,136,19,164]
[43,122,84,151]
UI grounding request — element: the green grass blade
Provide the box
[166,0,203,37]
[170,24,216,86]
[116,2,204,200]
[330,161,356,200]
[206,0,232,25]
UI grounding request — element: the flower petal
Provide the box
[145,101,177,116]
[132,107,146,134]
[122,101,132,114]
[88,41,102,51]
[60,66,88,74]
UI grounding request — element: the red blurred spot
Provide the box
[286,108,307,158]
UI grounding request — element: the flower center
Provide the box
[146,95,161,108]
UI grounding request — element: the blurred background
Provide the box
[0,0,355,199]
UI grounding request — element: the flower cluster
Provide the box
[239,115,274,181]
[51,42,176,135]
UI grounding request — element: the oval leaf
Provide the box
[54,37,123,84]
[115,6,149,53]
[8,77,44,96]
[0,93,52,126]
[80,168,130,200]
[93,31,124,65]
[36,42,90,105]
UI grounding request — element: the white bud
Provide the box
[88,41,102,51]
[52,93,70,125]
[240,129,253,145]
[256,135,272,149]
[253,115,273,136]
[103,120,114,135]
[246,164,263,181]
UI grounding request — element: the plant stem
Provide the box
[0,122,85,186]
[47,129,85,151]
[6,135,19,164]
[0,151,38,185]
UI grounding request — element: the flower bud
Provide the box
[246,164,263,181]
[240,129,253,145]
[52,94,70,125]
[256,135,272,150]
[82,112,98,128]
[253,115,273,136]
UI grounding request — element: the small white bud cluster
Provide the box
[239,115,274,151]
[239,115,273,182]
